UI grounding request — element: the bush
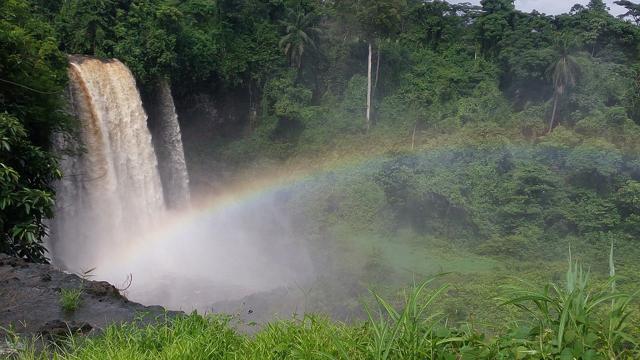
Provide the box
[0,114,60,262]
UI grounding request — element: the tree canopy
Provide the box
[3,0,640,262]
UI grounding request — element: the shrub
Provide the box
[0,114,60,262]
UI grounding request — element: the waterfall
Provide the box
[49,57,312,312]
[144,79,190,208]
[50,57,166,270]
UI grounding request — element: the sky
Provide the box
[449,0,628,15]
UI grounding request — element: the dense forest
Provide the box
[3,0,640,358]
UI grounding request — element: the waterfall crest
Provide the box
[51,57,165,269]
[144,79,190,208]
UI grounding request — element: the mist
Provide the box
[90,191,315,314]
[51,57,315,316]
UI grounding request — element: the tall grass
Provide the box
[11,253,639,360]
[499,246,639,359]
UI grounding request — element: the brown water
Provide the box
[51,57,165,270]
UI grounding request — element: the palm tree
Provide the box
[279,8,322,69]
[547,39,580,134]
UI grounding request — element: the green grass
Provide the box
[346,231,502,277]
[59,288,83,313]
[11,256,639,360]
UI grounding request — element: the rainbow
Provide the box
[93,148,391,270]
[91,137,633,273]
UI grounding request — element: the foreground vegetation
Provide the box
[8,255,639,359]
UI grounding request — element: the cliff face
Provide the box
[0,254,179,340]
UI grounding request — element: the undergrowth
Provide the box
[10,253,639,360]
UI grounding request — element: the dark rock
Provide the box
[0,256,28,267]
[0,253,181,340]
[84,281,123,299]
[39,320,93,339]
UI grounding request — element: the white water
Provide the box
[146,79,190,208]
[51,57,314,314]
[51,57,165,269]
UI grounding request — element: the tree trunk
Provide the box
[548,93,559,134]
[374,44,381,92]
[248,84,257,133]
[366,41,372,132]
[411,120,418,150]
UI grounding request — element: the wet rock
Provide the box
[39,320,93,339]
[84,281,123,299]
[0,253,181,340]
[0,256,28,267]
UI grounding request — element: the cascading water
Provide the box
[143,79,190,208]
[51,56,314,314]
[51,57,166,270]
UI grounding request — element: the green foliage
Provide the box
[346,0,407,40]
[0,0,67,262]
[398,47,498,110]
[566,141,622,188]
[112,1,180,85]
[0,114,59,262]
[0,0,69,143]
[451,80,511,125]
[401,1,477,49]
[500,252,638,358]
[263,70,312,121]
[171,1,224,83]
[615,180,640,237]
[59,288,83,313]
[279,7,321,69]
[342,75,368,118]
[56,0,117,56]
[16,262,640,359]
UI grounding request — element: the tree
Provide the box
[0,0,68,262]
[112,1,180,85]
[587,0,609,12]
[547,38,580,133]
[347,0,406,131]
[480,0,515,13]
[403,1,479,49]
[279,7,321,70]
[57,0,118,56]
[615,0,640,25]
[0,114,59,262]
[476,0,515,56]
[496,11,556,105]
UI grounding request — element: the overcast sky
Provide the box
[448,0,628,15]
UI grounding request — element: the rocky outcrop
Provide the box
[0,254,179,339]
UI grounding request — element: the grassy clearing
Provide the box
[10,256,639,360]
